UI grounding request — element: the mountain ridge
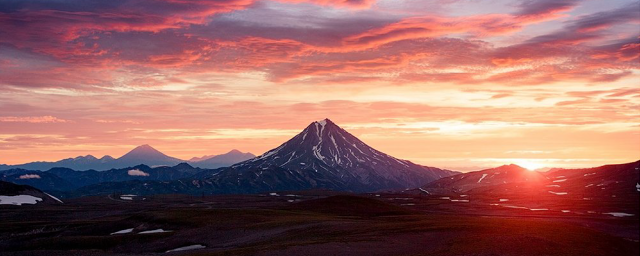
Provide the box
[0,146,254,171]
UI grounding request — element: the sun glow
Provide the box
[515,160,545,171]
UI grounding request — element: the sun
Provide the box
[516,160,545,171]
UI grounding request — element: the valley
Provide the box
[0,192,637,256]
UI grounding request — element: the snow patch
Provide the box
[530,208,549,211]
[503,205,528,209]
[111,228,134,235]
[0,195,42,205]
[561,210,571,213]
[546,185,560,188]
[139,229,171,234]
[603,212,634,217]
[477,173,488,183]
[548,191,568,195]
[44,193,63,203]
[166,244,206,253]
[499,199,509,202]
[552,179,567,183]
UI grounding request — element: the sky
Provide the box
[0,0,638,171]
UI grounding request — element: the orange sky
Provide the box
[0,0,639,171]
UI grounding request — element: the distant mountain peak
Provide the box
[74,155,97,160]
[495,164,528,172]
[117,145,182,166]
[173,162,194,169]
[315,118,332,126]
[227,149,243,154]
[123,145,163,157]
[100,155,115,161]
[133,144,155,151]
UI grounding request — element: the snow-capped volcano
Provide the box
[231,119,455,190]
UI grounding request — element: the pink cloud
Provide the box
[0,116,69,123]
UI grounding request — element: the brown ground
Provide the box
[0,192,637,256]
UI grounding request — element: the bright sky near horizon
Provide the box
[0,0,638,171]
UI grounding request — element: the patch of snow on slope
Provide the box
[166,244,206,253]
[139,229,171,234]
[418,188,430,194]
[477,173,488,183]
[548,191,568,195]
[552,179,567,183]
[0,195,42,205]
[603,212,634,217]
[44,193,63,203]
[111,228,134,235]
[502,205,528,209]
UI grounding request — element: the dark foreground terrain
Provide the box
[1,192,638,256]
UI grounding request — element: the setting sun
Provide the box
[514,160,546,171]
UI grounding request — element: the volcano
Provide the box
[214,119,456,192]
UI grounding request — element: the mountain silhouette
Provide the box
[0,145,252,171]
[189,150,256,169]
[202,119,457,192]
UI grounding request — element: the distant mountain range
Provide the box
[2,118,636,201]
[0,163,209,192]
[0,146,255,171]
[1,119,457,197]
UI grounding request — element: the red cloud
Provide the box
[278,0,375,8]
[342,14,523,49]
